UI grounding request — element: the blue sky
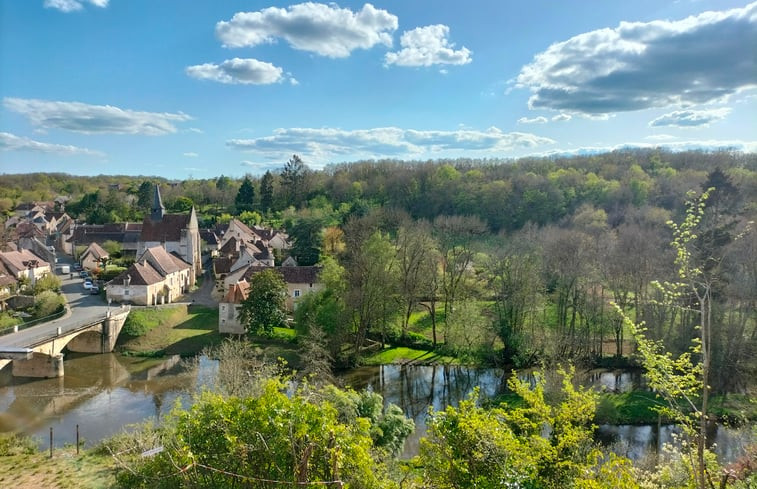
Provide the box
[1,0,755,179]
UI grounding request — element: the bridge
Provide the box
[0,307,130,378]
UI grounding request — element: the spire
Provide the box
[151,184,165,221]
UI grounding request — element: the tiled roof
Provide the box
[243,265,320,285]
[111,261,164,286]
[200,229,219,245]
[69,223,142,244]
[0,249,50,275]
[82,242,108,261]
[219,236,239,255]
[213,257,233,274]
[222,280,250,304]
[140,214,191,242]
[142,245,191,275]
[0,261,17,287]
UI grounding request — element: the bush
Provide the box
[0,432,38,456]
[33,290,65,318]
[33,273,61,294]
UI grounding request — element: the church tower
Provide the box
[150,184,165,221]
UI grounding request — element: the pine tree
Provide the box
[234,176,255,213]
[260,170,274,212]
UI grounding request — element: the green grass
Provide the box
[0,445,116,488]
[362,346,457,366]
[118,305,223,357]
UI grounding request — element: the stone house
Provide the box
[106,245,193,306]
[243,265,322,311]
[218,281,250,334]
[0,249,52,288]
[80,242,109,271]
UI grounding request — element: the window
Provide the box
[124,289,130,296]
[293,289,301,298]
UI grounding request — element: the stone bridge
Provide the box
[0,309,130,378]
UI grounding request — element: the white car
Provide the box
[83,280,93,290]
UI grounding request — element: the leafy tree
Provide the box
[34,290,65,318]
[286,210,327,266]
[101,239,122,258]
[165,195,193,213]
[115,379,397,489]
[238,210,261,228]
[235,176,255,212]
[238,268,287,336]
[259,170,274,212]
[33,273,61,295]
[418,369,639,489]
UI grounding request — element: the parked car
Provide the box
[90,285,100,294]
[83,280,93,289]
[73,263,82,271]
[80,270,89,278]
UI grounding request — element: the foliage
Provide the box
[259,170,275,212]
[33,273,61,295]
[33,290,65,317]
[0,432,37,456]
[113,379,398,489]
[235,176,255,212]
[238,268,288,336]
[417,368,639,489]
[101,239,122,257]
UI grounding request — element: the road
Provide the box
[0,262,112,349]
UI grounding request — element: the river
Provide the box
[0,353,751,463]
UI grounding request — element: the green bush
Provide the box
[33,290,65,318]
[0,432,37,456]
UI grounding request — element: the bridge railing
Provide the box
[0,309,67,337]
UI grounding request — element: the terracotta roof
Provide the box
[243,266,320,285]
[140,214,191,242]
[81,242,109,261]
[0,249,50,275]
[15,222,45,239]
[219,236,239,255]
[141,245,191,275]
[222,280,250,304]
[111,261,164,286]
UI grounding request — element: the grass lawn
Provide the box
[0,446,116,489]
[117,305,223,357]
[362,346,457,366]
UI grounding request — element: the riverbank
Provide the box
[0,435,116,489]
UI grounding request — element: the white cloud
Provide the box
[227,126,554,165]
[517,116,548,124]
[645,134,677,141]
[516,2,757,114]
[43,0,108,12]
[648,108,731,128]
[183,152,198,158]
[0,132,104,156]
[552,113,572,122]
[3,98,192,135]
[535,139,757,157]
[186,58,287,85]
[216,3,397,58]
[385,24,472,67]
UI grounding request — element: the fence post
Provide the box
[76,424,80,455]
[49,427,53,458]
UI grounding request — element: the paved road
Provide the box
[0,263,112,349]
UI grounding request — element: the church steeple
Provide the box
[151,184,165,221]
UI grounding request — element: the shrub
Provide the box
[33,290,65,318]
[0,432,38,456]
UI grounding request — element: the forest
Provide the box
[2,148,756,488]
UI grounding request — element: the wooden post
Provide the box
[76,424,80,455]
[49,427,53,458]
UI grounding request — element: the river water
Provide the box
[0,353,751,463]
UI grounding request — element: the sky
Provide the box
[0,0,755,179]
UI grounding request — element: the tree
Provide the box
[281,154,308,208]
[395,220,438,340]
[136,180,154,210]
[238,268,287,336]
[259,170,274,212]
[287,210,326,266]
[235,176,255,213]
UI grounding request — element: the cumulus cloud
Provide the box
[648,108,731,128]
[186,58,286,85]
[216,2,398,58]
[645,134,677,141]
[227,126,554,164]
[517,116,548,124]
[552,113,572,122]
[3,98,192,135]
[516,2,757,114]
[0,132,104,156]
[43,0,108,12]
[183,152,198,158]
[385,24,472,67]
